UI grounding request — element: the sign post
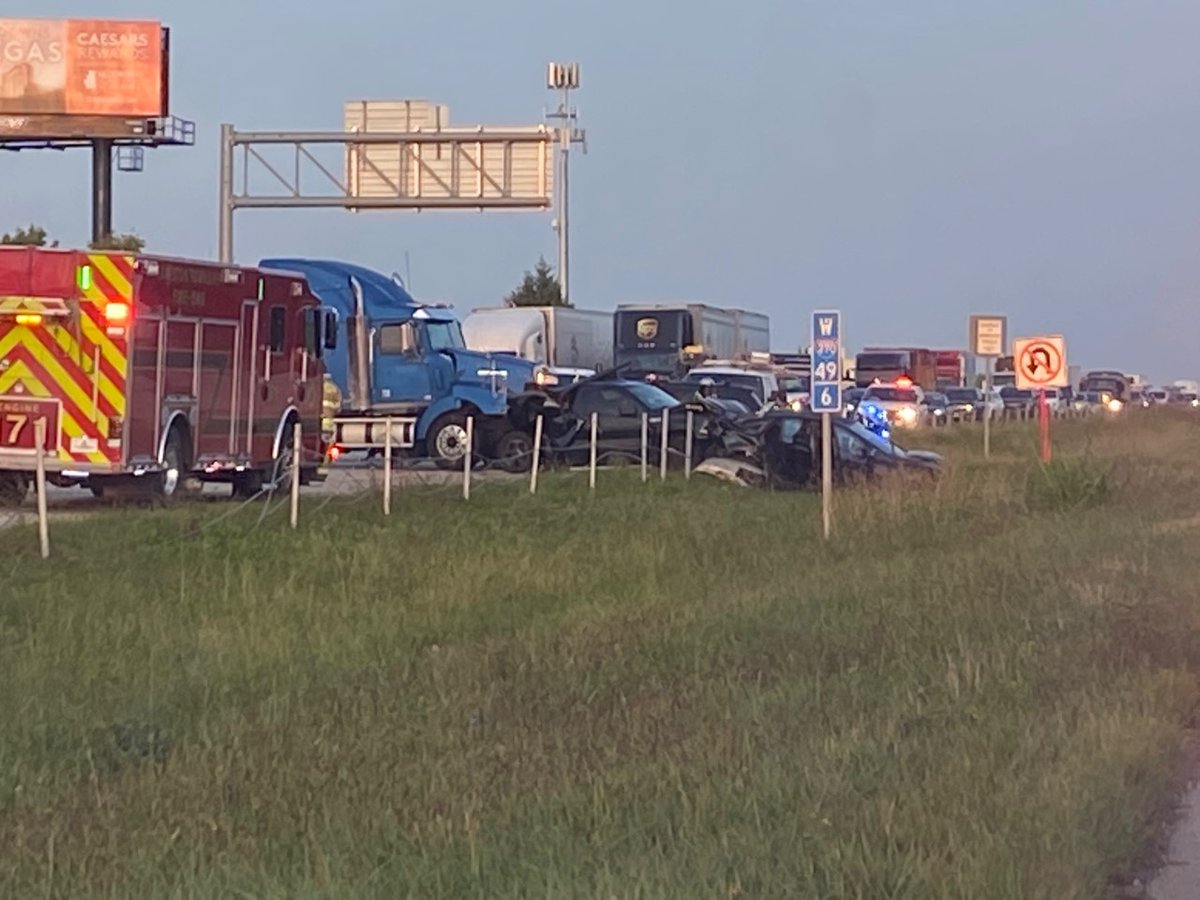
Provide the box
[1013,335,1068,465]
[969,315,1007,460]
[34,419,50,560]
[811,310,842,540]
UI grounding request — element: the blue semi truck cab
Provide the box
[260,258,541,467]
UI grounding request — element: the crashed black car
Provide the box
[505,375,711,469]
[693,404,943,490]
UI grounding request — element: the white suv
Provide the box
[683,365,783,409]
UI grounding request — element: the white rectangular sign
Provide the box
[970,314,1007,357]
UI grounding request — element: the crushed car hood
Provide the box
[694,458,765,488]
[904,450,943,467]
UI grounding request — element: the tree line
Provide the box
[1,224,144,252]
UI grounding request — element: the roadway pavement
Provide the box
[1150,778,1200,899]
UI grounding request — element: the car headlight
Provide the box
[789,399,804,412]
[1106,398,1123,413]
[897,406,918,423]
[533,366,558,387]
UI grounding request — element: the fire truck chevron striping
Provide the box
[0,253,131,466]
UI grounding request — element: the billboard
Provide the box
[0,18,164,118]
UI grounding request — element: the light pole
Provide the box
[546,62,586,304]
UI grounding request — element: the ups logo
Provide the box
[636,318,658,340]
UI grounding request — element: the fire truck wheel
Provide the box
[427,413,470,469]
[494,430,533,473]
[268,420,299,490]
[0,473,30,507]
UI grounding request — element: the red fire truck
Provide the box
[0,247,331,505]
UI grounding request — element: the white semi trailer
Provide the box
[462,306,614,375]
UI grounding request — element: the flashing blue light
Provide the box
[855,402,892,441]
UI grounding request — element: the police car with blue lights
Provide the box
[856,378,930,430]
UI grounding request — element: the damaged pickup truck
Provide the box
[692,403,943,490]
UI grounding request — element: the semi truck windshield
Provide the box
[425,321,466,352]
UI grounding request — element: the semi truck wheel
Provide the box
[494,430,533,473]
[427,413,470,469]
[0,472,29,507]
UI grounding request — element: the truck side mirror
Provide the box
[305,309,322,358]
[324,309,339,350]
[399,322,419,356]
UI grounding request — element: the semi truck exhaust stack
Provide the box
[347,276,372,411]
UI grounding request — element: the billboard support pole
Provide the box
[91,139,113,245]
[218,123,235,264]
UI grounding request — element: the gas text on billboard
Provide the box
[0,18,163,117]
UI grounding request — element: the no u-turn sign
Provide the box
[1013,335,1068,390]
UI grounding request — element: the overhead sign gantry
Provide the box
[218,92,584,268]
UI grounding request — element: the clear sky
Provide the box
[6,0,1199,382]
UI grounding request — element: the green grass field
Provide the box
[2,413,1199,898]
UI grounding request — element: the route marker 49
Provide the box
[810,310,842,413]
[811,309,842,541]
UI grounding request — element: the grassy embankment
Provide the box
[2,413,1199,898]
